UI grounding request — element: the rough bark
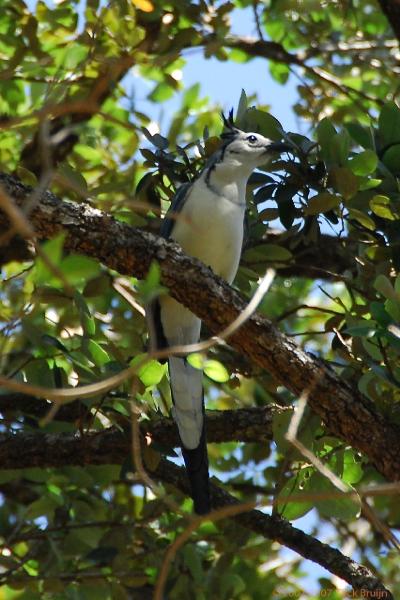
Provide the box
[1,173,400,484]
[0,405,285,466]
[0,197,355,280]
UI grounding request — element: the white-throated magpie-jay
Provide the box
[150,113,289,514]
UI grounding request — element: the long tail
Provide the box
[169,356,211,514]
[181,422,210,514]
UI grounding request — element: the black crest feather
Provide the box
[220,109,241,140]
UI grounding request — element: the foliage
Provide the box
[1,0,400,598]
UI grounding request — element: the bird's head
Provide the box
[217,110,290,175]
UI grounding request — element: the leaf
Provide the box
[236,88,248,122]
[15,166,38,187]
[243,108,284,141]
[269,62,290,84]
[204,359,229,383]
[277,475,314,521]
[275,183,298,229]
[132,0,154,12]
[244,244,292,263]
[378,101,400,146]
[87,340,110,367]
[382,144,400,175]
[343,322,376,337]
[60,254,100,285]
[328,166,359,200]
[348,208,376,231]
[183,545,203,583]
[374,274,398,301]
[308,473,361,520]
[183,83,200,108]
[304,192,340,215]
[316,118,336,163]
[349,149,378,176]
[137,260,166,303]
[74,291,96,336]
[149,82,174,102]
[253,184,277,204]
[385,298,400,322]
[85,546,118,565]
[369,195,396,220]
[345,122,374,149]
[33,233,66,286]
[138,359,166,387]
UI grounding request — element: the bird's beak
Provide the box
[266,142,291,153]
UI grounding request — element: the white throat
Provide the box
[205,162,250,207]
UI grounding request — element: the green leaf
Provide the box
[183,83,200,108]
[204,359,229,383]
[385,298,400,322]
[308,473,361,520]
[87,340,110,367]
[349,149,378,176]
[316,118,336,163]
[183,545,203,583]
[269,62,290,84]
[187,353,204,370]
[74,291,96,336]
[329,166,359,200]
[61,254,100,285]
[138,359,166,387]
[348,208,376,231]
[137,260,166,303]
[344,321,376,337]
[277,475,314,521]
[149,82,175,102]
[236,88,248,122]
[378,101,400,146]
[33,233,66,286]
[244,244,292,263]
[369,195,396,220]
[243,108,284,141]
[382,144,400,175]
[187,354,229,382]
[304,192,340,215]
[374,274,398,301]
[345,122,374,149]
[58,163,88,193]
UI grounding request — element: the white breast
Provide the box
[171,177,245,284]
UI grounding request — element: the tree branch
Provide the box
[0,427,392,596]
[1,173,400,484]
[0,402,284,453]
[154,457,393,598]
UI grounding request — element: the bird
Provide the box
[149,112,289,514]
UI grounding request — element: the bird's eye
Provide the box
[247,135,257,143]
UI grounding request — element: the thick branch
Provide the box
[0,428,391,595]
[1,173,400,483]
[154,457,392,597]
[0,405,283,455]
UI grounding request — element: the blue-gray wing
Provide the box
[149,182,193,353]
[160,181,193,239]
